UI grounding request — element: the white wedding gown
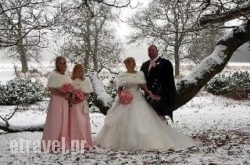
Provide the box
[95,72,197,151]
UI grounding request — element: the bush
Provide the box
[0,78,47,105]
[206,71,250,99]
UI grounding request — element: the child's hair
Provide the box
[55,56,66,72]
[72,64,84,80]
[123,57,135,65]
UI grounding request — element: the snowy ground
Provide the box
[0,62,249,164]
[0,91,249,164]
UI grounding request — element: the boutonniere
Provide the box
[149,60,160,71]
[152,62,160,68]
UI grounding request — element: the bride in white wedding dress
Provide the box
[95,57,197,151]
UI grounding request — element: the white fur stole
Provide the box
[116,71,146,88]
[72,77,93,94]
[73,77,93,114]
[47,71,72,88]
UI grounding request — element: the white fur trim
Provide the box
[47,71,72,88]
[73,77,93,94]
[116,71,146,88]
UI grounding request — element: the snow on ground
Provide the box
[0,62,249,164]
[0,91,249,164]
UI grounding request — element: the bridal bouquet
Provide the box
[59,83,74,94]
[120,90,133,104]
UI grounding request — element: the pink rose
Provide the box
[69,90,86,106]
[120,90,133,104]
[75,90,85,102]
[59,83,74,94]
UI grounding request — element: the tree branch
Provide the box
[199,2,250,26]
[174,20,250,110]
[0,105,44,133]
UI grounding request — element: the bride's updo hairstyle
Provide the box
[123,57,136,69]
[72,64,85,80]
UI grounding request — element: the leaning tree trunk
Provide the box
[174,20,250,110]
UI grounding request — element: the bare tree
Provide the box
[126,0,249,109]
[59,0,131,18]
[57,1,123,71]
[175,0,250,110]
[187,25,223,63]
[199,0,250,26]
[128,0,197,76]
[0,0,55,73]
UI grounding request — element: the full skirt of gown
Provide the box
[70,101,93,149]
[95,89,197,151]
[41,95,70,151]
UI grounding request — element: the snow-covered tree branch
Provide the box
[199,1,250,26]
[175,20,250,109]
[88,72,113,114]
[0,106,44,133]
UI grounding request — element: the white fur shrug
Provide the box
[116,71,146,88]
[73,77,93,114]
[72,77,93,94]
[47,71,72,88]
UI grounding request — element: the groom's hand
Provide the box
[150,94,161,101]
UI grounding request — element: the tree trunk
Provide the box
[174,45,180,77]
[173,24,181,76]
[84,18,92,69]
[16,8,28,73]
[17,44,28,73]
[174,20,250,110]
[93,26,99,71]
[0,124,43,133]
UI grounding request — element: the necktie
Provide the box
[148,59,157,71]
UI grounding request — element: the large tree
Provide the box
[128,0,196,76]
[187,26,223,64]
[0,0,55,73]
[175,0,250,109]
[56,1,123,71]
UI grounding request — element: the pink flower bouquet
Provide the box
[120,90,133,104]
[70,90,85,105]
[75,90,85,102]
[59,83,74,94]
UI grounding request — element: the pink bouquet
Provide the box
[59,83,74,94]
[71,90,85,104]
[75,90,85,102]
[120,90,133,104]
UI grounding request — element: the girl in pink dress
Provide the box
[41,56,72,152]
[70,64,94,150]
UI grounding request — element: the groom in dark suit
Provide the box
[140,44,176,120]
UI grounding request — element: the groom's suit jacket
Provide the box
[140,57,176,120]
